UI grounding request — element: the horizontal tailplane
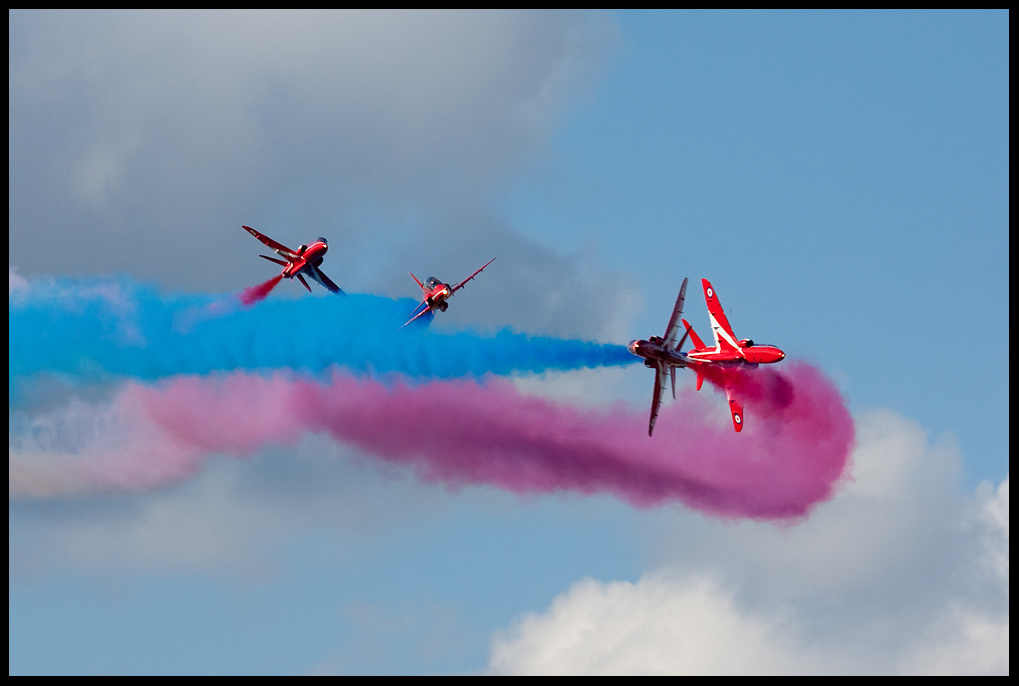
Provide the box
[259,254,289,267]
[682,319,707,351]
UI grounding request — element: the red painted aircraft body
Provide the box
[402,258,496,328]
[628,278,785,435]
[243,225,343,295]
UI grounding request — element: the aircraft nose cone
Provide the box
[627,340,640,355]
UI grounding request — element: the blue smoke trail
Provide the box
[10,275,635,400]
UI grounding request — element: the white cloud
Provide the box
[9,267,30,296]
[10,16,607,259]
[510,359,645,406]
[10,10,630,338]
[897,476,1009,675]
[491,575,820,675]
[489,411,1009,675]
[9,433,456,579]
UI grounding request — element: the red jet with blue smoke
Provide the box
[401,258,496,328]
[241,225,344,305]
[628,278,786,435]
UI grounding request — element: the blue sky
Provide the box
[9,10,1009,674]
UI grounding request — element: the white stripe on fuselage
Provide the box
[708,311,742,354]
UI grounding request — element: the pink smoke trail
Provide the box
[239,274,283,306]
[122,361,850,520]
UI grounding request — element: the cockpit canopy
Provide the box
[425,277,443,290]
[316,237,328,245]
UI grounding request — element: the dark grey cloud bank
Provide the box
[10,10,630,339]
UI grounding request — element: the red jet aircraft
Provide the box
[242,225,344,297]
[401,258,496,328]
[628,278,785,435]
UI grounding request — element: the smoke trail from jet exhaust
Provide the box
[9,363,853,520]
[9,273,632,402]
[240,274,283,306]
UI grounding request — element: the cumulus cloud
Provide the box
[10,10,630,339]
[489,411,1009,675]
[491,575,821,675]
[10,10,601,211]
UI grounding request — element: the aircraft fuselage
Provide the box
[684,343,785,365]
[422,277,453,311]
[282,240,328,280]
[627,338,689,369]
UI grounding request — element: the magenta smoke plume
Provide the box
[239,274,283,306]
[24,361,853,519]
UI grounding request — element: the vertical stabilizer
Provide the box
[701,279,740,354]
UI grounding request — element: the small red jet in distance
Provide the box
[242,225,344,296]
[628,278,785,435]
[401,258,496,328]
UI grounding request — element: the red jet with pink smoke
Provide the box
[629,277,786,435]
[240,225,344,306]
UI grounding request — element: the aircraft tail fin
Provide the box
[702,279,740,354]
[409,272,426,292]
[695,370,704,391]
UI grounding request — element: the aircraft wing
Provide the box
[400,301,433,329]
[725,384,744,433]
[648,363,669,436]
[450,258,496,294]
[243,226,298,259]
[307,264,344,295]
[702,279,740,354]
[664,277,689,349]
